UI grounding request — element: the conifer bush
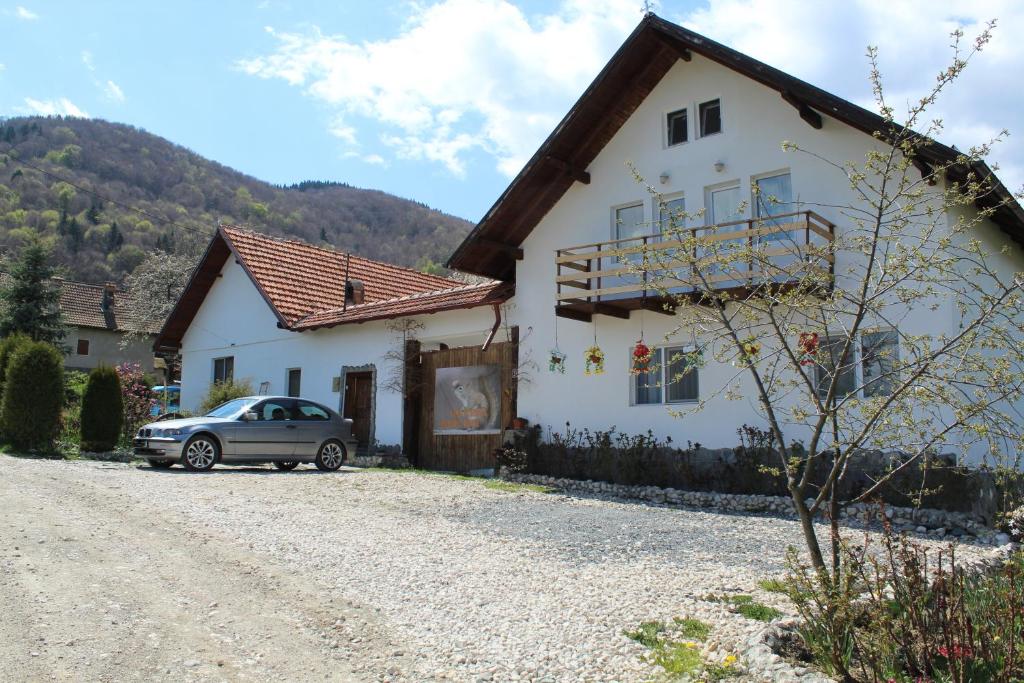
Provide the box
[80,366,124,452]
[0,341,64,450]
[0,332,30,407]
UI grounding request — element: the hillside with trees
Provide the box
[0,116,472,282]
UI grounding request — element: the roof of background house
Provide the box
[447,12,1024,280]
[154,225,511,351]
[0,273,158,334]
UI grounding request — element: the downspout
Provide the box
[481,303,502,351]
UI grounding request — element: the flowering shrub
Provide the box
[784,516,1024,682]
[116,362,155,443]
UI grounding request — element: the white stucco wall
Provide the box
[179,259,497,446]
[505,53,1022,462]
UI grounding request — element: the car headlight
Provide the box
[154,428,186,437]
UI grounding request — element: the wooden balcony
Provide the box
[555,210,835,321]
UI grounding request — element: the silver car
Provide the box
[133,396,358,472]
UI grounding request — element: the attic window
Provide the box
[698,99,722,137]
[666,108,688,146]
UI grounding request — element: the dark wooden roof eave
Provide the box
[448,13,1024,280]
[152,231,231,353]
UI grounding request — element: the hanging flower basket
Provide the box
[740,337,761,364]
[630,339,652,375]
[797,332,819,366]
[584,345,605,375]
[548,348,567,374]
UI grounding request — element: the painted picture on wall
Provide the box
[434,365,501,434]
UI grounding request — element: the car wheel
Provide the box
[182,435,219,472]
[274,461,299,471]
[315,440,345,471]
[148,459,174,469]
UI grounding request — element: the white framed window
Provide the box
[753,171,794,241]
[632,346,700,405]
[657,194,686,233]
[612,202,646,241]
[666,108,688,147]
[698,98,722,137]
[814,329,899,400]
[213,356,234,384]
[286,368,301,397]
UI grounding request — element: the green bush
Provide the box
[0,332,30,406]
[199,378,253,414]
[784,525,1024,682]
[0,341,64,450]
[80,366,124,452]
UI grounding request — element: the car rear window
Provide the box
[296,401,330,421]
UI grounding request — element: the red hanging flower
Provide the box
[798,332,819,366]
[631,339,652,375]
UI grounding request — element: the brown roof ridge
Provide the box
[297,279,504,322]
[219,223,461,289]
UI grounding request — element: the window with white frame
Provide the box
[666,108,688,146]
[213,356,234,384]
[698,98,722,137]
[814,330,898,399]
[633,347,699,405]
[753,172,794,241]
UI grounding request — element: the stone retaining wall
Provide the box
[503,471,1012,545]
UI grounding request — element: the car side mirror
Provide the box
[243,411,258,422]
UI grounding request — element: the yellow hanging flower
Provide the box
[584,345,605,375]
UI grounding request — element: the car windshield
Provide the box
[203,398,255,418]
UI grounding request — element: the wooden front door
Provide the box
[343,372,373,448]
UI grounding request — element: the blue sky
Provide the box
[2,1,1022,223]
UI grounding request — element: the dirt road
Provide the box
[0,458,405,682]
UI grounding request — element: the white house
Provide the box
[157,14,1024,469]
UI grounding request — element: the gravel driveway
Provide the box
[0,456,897,681]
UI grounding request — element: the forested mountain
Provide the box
[0,116,472,282]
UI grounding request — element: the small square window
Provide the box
[76,339,89,356]
[666,108,688,146]
[213,356,234,384]
[698,99,721,137]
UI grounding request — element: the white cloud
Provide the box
[0,63,6,72]
[238,0,1024,188]
[22,97,89,118]
[238,0,642,177]
[15,6,38,20]
[104,79,125,102]
[362,153,387,167]
[81,50,95,71]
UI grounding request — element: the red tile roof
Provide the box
[154,226,511,351]
[294,281,514,330]
[0,274,158,334]
[221,225,460,326]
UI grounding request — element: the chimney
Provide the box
[345,278,365,306]
[101,282,117,313]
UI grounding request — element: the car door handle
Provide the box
[286,424,297,429]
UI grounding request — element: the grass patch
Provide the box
[649,640,703,677]
[757,578,789,595]
[704,593,783,623]
[483,480,555,494]
[624,620,666,648]
[672,616,710,641]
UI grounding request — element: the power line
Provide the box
[3,147,216,240]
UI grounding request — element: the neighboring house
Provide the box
[58,279,159,374]
[158,14,1024,469]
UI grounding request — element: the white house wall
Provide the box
[179,258,497,446]
[506,53,1020,461]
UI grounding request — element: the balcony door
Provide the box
[703,185,743,277]
[754,172,794,242]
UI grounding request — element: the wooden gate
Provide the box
[404,334,517,472]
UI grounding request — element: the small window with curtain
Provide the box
[666,108,688,146]
[632,346,699,405]
[698,98,722,137]
[287,368,301,397]
[213,356,234,384]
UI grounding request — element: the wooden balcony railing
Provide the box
[555,210,835,320]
